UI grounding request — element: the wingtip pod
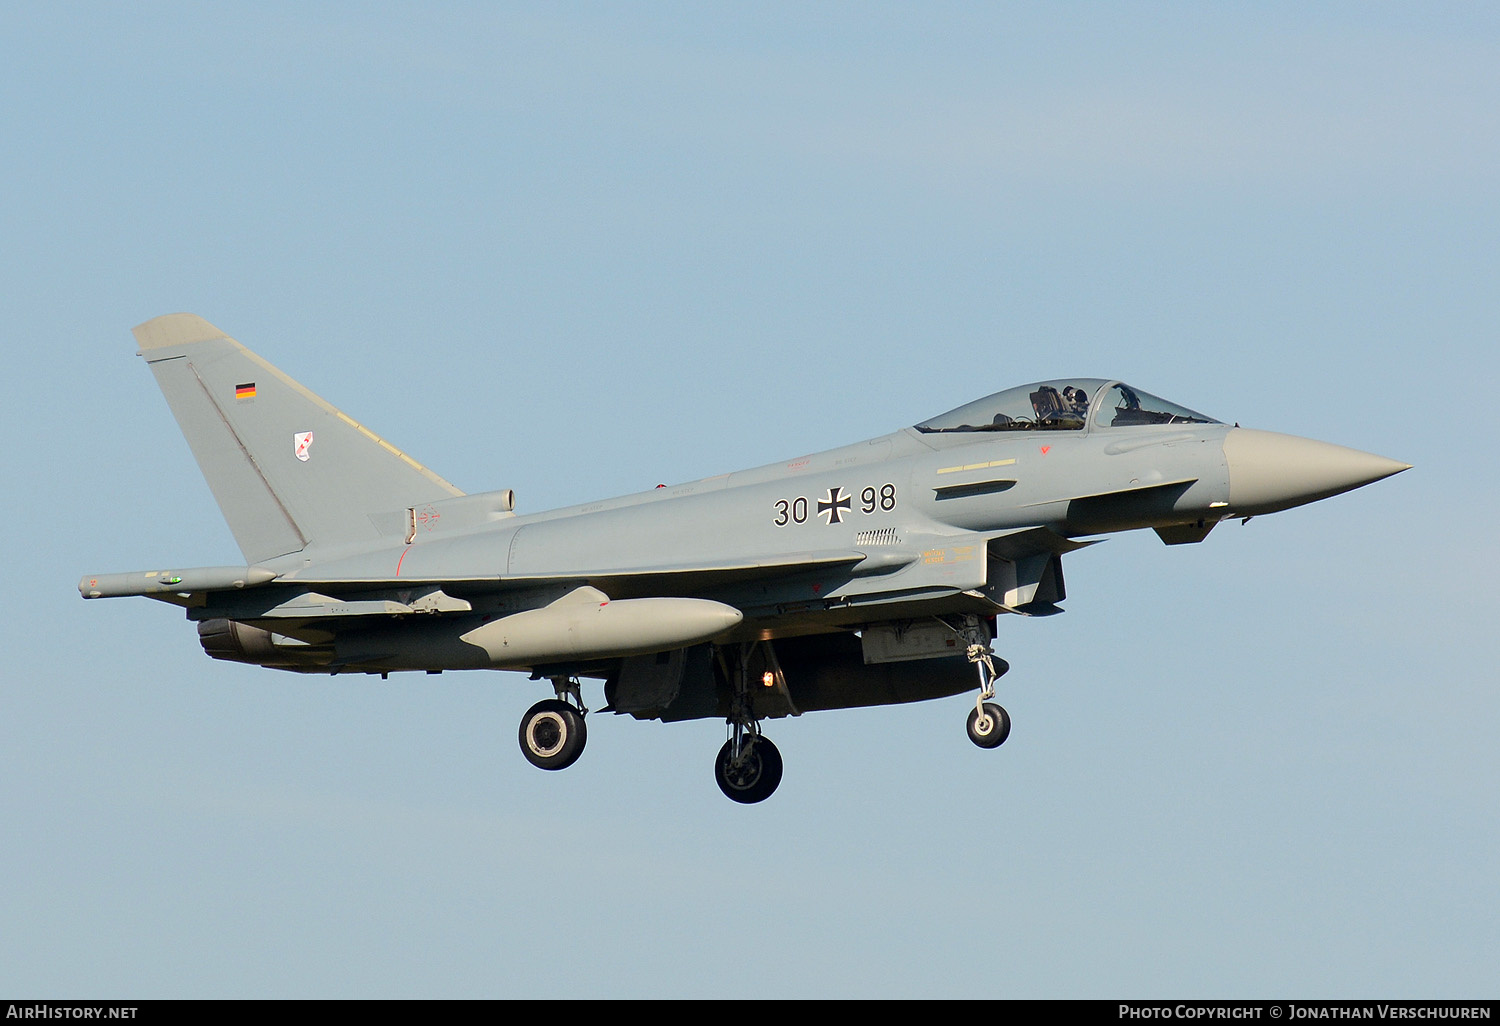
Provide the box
[79,565,278,599]
[132,313,230,352]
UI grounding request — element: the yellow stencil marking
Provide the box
[936,458,1017,475]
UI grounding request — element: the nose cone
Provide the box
[1224,428,1410,516]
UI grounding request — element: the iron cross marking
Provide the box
[817,486,852,525]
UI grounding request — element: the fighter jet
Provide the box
[80,314,1409,803]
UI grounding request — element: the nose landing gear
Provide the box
[962,621,1011,750]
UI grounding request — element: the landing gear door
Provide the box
[609,645,721,722]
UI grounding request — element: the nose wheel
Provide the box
[967,702,1011,748]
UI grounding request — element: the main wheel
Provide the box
[519,699,587,770]
[966,702,1011,749]
[714,735,783,804]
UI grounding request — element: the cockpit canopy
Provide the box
[914,380,1220,434]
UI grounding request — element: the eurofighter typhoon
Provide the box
[80,315,1409,803]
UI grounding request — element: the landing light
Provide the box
[762,672,775,687]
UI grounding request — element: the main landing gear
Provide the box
[518,677,588,771]
[514,661,788,804]
[515,626,1008,799]
[714,642,786,804]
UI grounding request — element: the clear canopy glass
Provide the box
[1093,384,1219,428]
[914,380,1219,434]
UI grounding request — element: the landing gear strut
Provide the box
[959,617,1011,750]
[518,677,588,771]
[714,643,784,804]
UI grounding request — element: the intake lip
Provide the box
[1223,428,1410,517]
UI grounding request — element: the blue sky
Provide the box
[2,2,1495,998]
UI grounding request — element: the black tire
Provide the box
[518,699,587,771]
[714,735,783,804]
[966,702,1011,749]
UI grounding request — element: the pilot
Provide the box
[1063,386,1089,415]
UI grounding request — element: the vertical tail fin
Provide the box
[133,314,463,564]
